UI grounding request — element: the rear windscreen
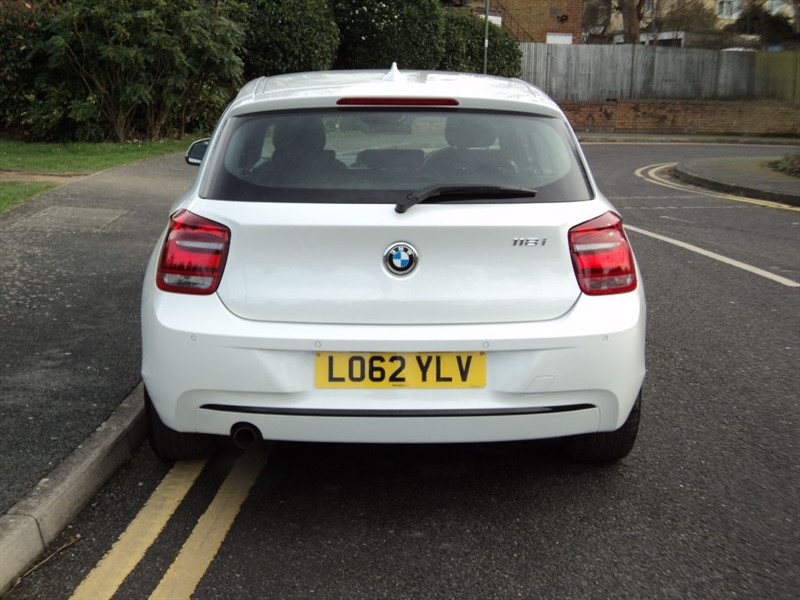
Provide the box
[201,110,593,203]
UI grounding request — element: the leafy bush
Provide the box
[0,1,58,135]
[3,0,528,142]
[4,0,246,142]
[438,8,521,78]
[44,0,246,141]
[332,0,444,70]
[243,0,339,79]
[156,1,247,138]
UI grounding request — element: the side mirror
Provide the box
[185,138,210,166]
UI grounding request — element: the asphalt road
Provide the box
[4,143,799,599]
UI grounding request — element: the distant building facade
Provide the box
[605,0,798,47]
[444,0,585,44]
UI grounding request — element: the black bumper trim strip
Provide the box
[198,404,595,418]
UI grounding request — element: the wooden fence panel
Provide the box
[519,44,798,103]
[717,51,756,98]
[755,51,800,102]
[520,43,548,91]
[630,45,656,99]
[569,44,634,101]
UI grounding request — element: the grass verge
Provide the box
[0,182,58,213]
[0,138,192,214]
[0,139,188,174]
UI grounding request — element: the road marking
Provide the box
[611,195,703,200]
[635,163,800,212]
[69,460,207,600]
[659,215,694,223]
[626,225,800,287]
[619,206,747,210]
[149,449,270,600]
[581,142,797,147]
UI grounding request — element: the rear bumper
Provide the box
[196,404,602,444]
[142,277,645,443]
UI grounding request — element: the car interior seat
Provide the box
[256,117,345,185]
[422,115,517,183]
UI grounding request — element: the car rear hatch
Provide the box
[204,200,595,325]
[188,106,606,325]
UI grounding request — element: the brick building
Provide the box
[445,0,585,44]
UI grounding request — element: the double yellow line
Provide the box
[70,450,269,600]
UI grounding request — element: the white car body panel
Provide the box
[229,71,563,118]
[200,200,608,325]
[142,259,645,442]
[142,68,646,448]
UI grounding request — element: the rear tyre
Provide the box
[145,389,218,461]
[563,391,641,462]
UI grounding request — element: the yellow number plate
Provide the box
[315,352,486,389]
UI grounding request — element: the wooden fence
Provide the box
[520,44,800,103]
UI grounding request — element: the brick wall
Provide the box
[561,100,800,136]
[497,0,583,43]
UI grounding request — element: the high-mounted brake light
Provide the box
[336,97,459,106]
[569,212,637,295]
[157,210,230,295]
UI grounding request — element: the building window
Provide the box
[546,33,573,45]
[716,0,742,18]
[766,0,784,14]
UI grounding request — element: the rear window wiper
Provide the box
[396,185,538,214]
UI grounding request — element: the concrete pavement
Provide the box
[0,154,194,592]
[1,136,799,593]
[674,156,800,206]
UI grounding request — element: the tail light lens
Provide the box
[157,210,230,295]
[569,212,637,295]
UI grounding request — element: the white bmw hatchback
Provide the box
[142,67,645,461]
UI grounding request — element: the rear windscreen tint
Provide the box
[201,110,593,203]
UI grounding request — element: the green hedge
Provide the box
[439,9,521,78]
[0,1,59,138]
[1,1,526,142]
[332,0,445,70]
[243,0,339,79]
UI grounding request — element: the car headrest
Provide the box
[445,116,497,149]
[273,118,326,155]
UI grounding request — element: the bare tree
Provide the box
[659,0,718,31]
[583,0,615,38]
[618,0,648,43]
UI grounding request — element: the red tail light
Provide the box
[157,210,230,295]
[569,212,637,295]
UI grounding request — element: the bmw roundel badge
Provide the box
[384,242,418,276]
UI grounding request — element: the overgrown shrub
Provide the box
[3,0,529,142]
[10,0,246,142]
[768,154,800,178]
[243,0,339,79]
[332,0,444,70]
[438,8,521,78]
[0,1,58,135]
[45,0,246,141]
